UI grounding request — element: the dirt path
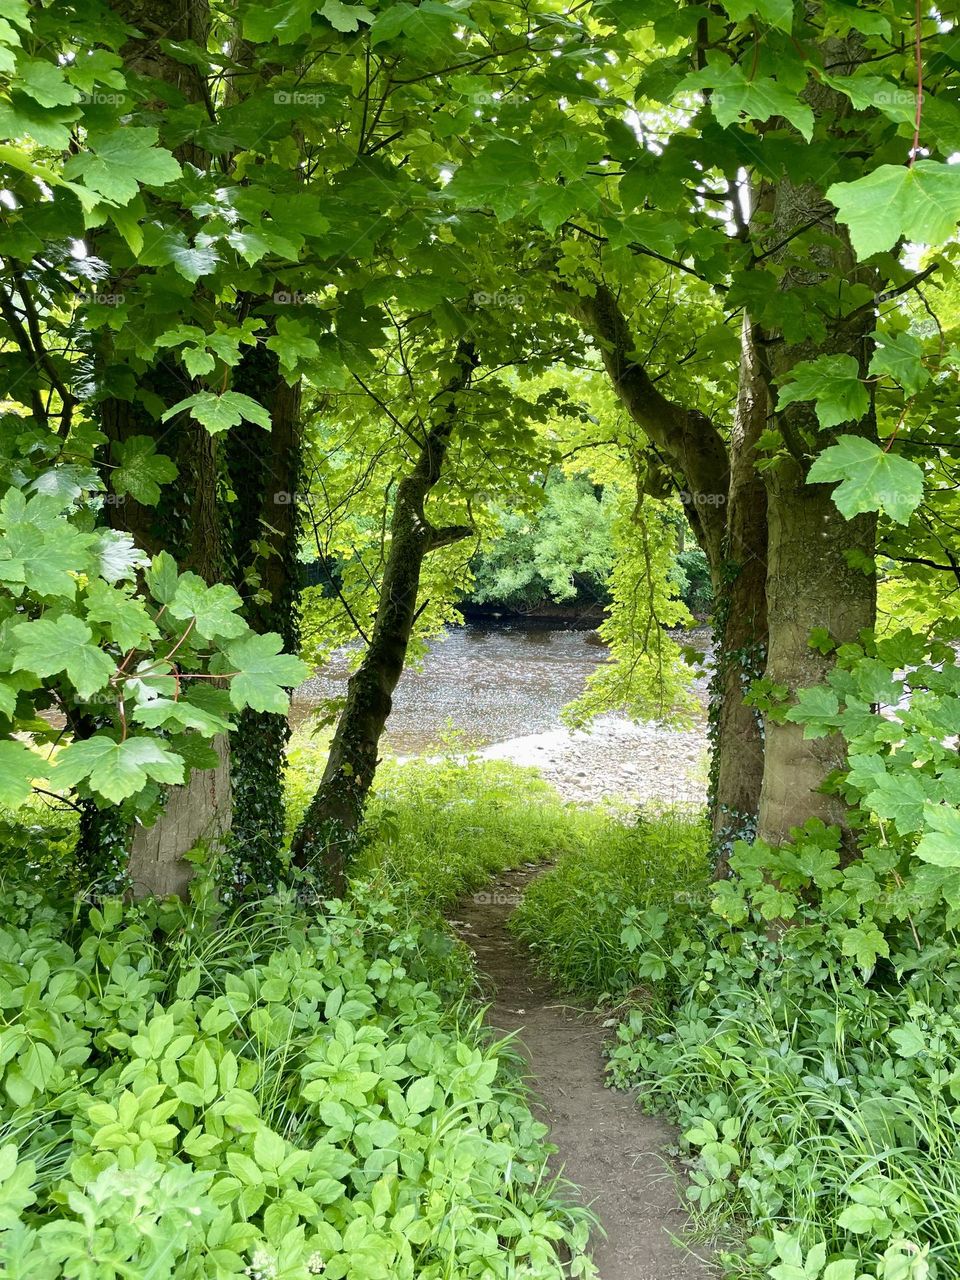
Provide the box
[452,865,715,1280]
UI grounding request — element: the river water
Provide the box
[292,624,711,755]
[291,625,611,753]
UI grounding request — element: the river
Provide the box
[291,624,712,809]
[293,625,619,753]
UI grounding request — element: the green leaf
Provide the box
[889,1024,925,1058]
[837,1202,882,1233]
[84,580,160,652]
[0,679,16,721]
[0,740,44,808]
[132,697,231,735]
[915,804,960,868]
[64,127,182,205]
[827,161,960,260]
[168,574,247,641]
[17,57,78,107]
[823,1263,858,1280]
[111,435,179,505]
[721,0,793,31]
[444,141,539,221]
[321,0,374,30]
[868,330,930,396]
[162,391,272,435]
[784,686,840,736]
[806,435,924,525]
[12,616,116,699]
[145,551,180,605]
[1,501,94,597]
[253,1126,286,1171]
[95,529,147,583]
[266,318,320,373]
[777,355,869,429]
[682,65,814,140]
[51,735,184,803]
[138,226,220,282]
[370,2,415,43]
[223,633,310,713]
[405,1075,436,1115]
[840,922,889,975]
[863,771,928,834]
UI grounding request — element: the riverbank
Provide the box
[292,622,712,810]
[476,714,708,810]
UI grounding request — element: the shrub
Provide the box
[0,880,596,1279]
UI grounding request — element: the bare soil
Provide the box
[452,864,716,1280]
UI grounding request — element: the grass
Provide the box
[510,809,710,999]
[287,732,693,915]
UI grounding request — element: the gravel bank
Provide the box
[476,713,709,810]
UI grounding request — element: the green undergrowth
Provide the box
[0,876,597,1279]
[510,810,711,999]
[288,743,617,913]
[514,834,960,1280]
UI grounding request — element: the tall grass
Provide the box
[510,810,710,997]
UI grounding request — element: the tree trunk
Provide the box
[291,344,476,892]
[750,151,878,854]
[568,285,768,868]
[709,318,768,873]
[77,0,236,900]
[227,341,303,891]
[126,737,231,898]
[126,419,234,899]
[757,459,875,851]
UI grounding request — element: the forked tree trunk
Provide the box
[568,286,768,868]
[291,345,476,892]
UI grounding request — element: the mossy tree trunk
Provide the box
[79,0,235,899]
[570,286,768,870]
[291,344,476,893]
[710,319,768,873]
[227,340,303,891]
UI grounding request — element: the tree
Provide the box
[291,284,583,887]
[2,0,958,909]
[292,340,478,889]
[438,0,951,872]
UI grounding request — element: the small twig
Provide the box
[909,0,924,165]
